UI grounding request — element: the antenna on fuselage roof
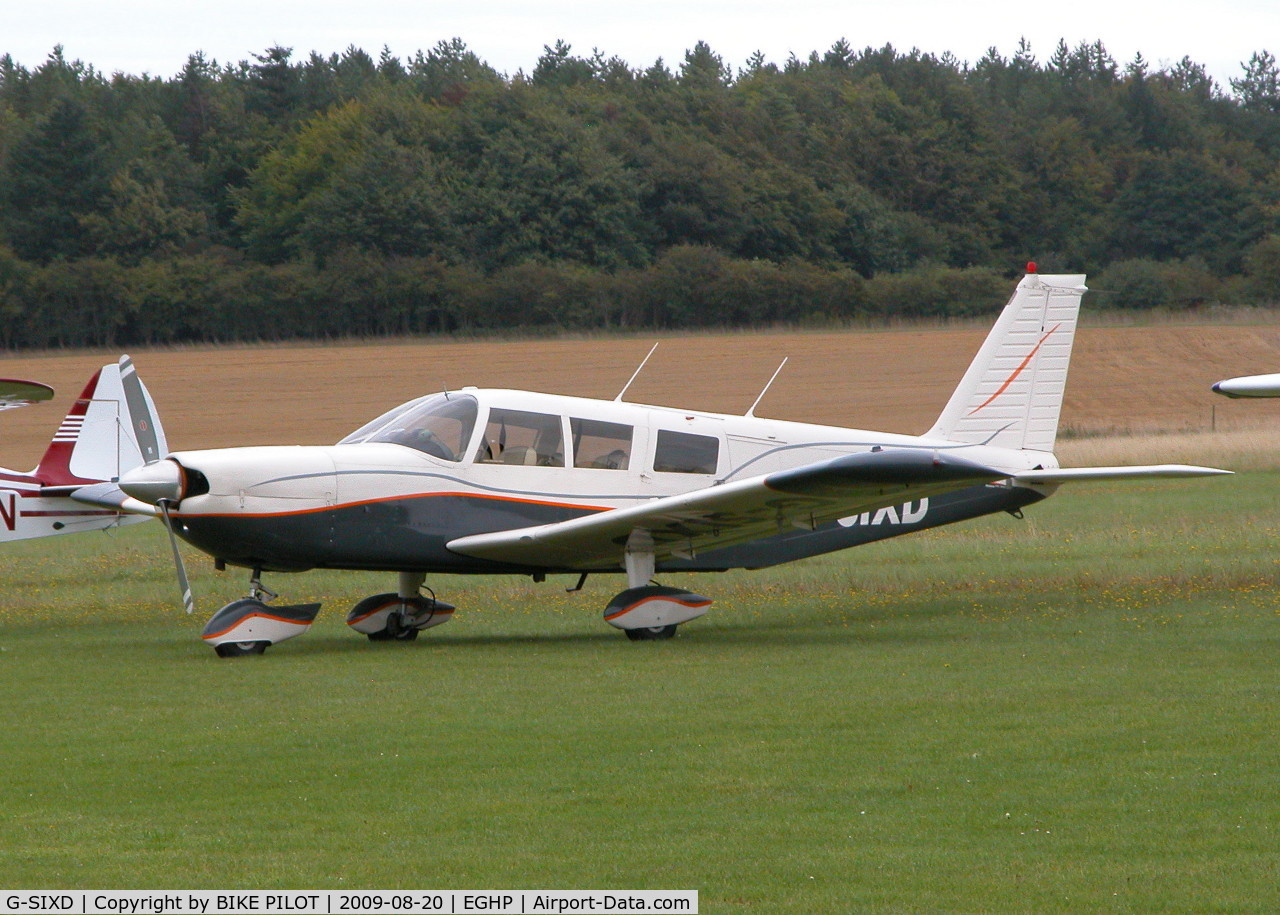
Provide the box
[614,342,660,402]
[745,358,788,418]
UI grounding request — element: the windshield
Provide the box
[338,393,478,462]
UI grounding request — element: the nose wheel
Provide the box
[215,636,270,658]
[201,569,321,658]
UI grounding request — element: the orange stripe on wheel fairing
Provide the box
[350,602,454,625]
[967,323,1061,416]
[201,611,316,641]
[604,595,713,622]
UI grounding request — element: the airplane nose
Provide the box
[119,459,185,505]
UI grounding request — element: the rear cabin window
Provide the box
[475,408,564,466]
[653,429,719,474]
[571,418,633,470]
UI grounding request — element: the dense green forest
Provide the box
[2,38,1280,348]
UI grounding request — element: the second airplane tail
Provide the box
[927,268,1087,453]
[35,355,167,487]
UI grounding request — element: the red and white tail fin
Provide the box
[35,355,168,487]
[927,269,1086,453]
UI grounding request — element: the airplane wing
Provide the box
[447,449,1006,570]
[1012,465,1231,485]
[0,378,54,411]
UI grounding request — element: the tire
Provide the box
[367,625,420,642]
[214,640,269,657]
[353,594,429,642]
[624,624,678,641]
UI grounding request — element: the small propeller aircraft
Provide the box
[0,358,166,545]
[71,268,1226,657]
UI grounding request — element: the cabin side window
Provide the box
[570,418,633,470]
[475,408,565,466]
[653,429,719,474]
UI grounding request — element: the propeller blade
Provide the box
[157,500,194,615]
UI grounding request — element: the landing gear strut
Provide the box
[201,568,321,658]
[346,572,455,641]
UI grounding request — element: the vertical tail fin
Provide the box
[36,355,168,486]
[927,271,1086,452]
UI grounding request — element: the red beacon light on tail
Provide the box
[1026,261,1037,274]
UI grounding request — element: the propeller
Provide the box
[119,460,194,616]
[156,499,195,615]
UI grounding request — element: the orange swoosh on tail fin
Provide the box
[967,323,1061,416]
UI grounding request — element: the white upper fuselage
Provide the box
[167,387,1059,520]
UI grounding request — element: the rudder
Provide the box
[927,270,1086,452]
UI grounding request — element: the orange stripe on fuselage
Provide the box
[967,323,1060,416]
[176,489,616,520]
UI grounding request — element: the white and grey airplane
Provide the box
[89,268,1227,657]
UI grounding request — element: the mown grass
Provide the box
[1,473,1278,912]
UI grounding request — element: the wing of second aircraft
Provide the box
[446,449,1006,570]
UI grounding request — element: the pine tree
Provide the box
[2,97,111,262]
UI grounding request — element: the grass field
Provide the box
[2,468,1277,912]
[2,322,1279,910]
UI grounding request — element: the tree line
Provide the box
[1,38,1279,348]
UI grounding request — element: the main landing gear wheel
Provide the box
[347,592,454,641]
[605,585,710,640]
[368,612,420,642]
[214,640,270,658]
[625,624,678,641]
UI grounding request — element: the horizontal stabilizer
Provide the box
[1012,465,1231,485]
[69,481,160,516]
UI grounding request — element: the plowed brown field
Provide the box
[1,320,1278,470]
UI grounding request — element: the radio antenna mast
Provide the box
[745,358,788,418]
[615,342,660,402]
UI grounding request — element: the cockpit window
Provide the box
[339,393,477,462]
[475,408,564,466]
